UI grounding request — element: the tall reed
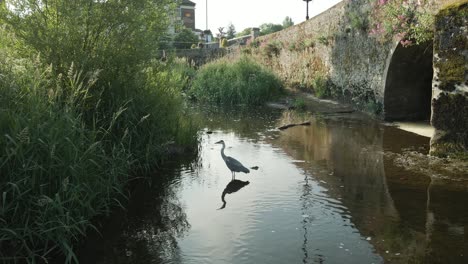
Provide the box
[0,42,198,263]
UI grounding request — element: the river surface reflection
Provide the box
[78,106,468,264]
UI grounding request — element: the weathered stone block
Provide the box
[430,2,468,157]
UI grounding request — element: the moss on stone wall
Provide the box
[431,1,468,157]
[434,2,468,90]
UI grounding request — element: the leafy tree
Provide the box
[259,23,283,36]
[282,16,294,28]
[173,28,199,49]
[226,22,236,39]
[236,27,252,37]
[0,0,175,79]
[217,27,226,39]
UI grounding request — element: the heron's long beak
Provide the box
[215,140,222,144]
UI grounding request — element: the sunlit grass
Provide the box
[190,56,284,106]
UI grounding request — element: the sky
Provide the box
[190,0,343,32]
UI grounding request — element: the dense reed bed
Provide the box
[0,1,198,262]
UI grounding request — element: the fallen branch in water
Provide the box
[278,121,311,130]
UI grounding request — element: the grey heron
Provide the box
[215,140,250,179]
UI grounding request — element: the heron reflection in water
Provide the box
[218,179,250,210]
[215,140,250,179]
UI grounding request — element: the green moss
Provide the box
[436,55,465,86]
[439,1,468,14]
[434,2,467,89]
[436,2,468,31]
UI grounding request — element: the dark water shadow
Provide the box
[218,179,250,210]
[68,163,193,264]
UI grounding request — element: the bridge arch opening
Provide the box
[383,42,433,121]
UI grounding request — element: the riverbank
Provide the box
[271,91,467,177]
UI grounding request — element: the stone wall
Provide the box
[430,2,468,156]
[239,0,395,116]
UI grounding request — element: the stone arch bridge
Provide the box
[177,0,467,156]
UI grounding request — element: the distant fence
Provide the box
[158,48,228,67]
[159,28,260,66]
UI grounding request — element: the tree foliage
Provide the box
[282,16,294,28]
[173,28,199,49]
[226,22,236,39]
[259,23,284,36]
[236,27,252,37]
[0,0,174,78]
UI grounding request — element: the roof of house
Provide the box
[181,0,196,6]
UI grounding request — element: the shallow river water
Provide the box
[78,106,468,264]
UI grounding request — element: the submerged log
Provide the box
[278,121,311,130]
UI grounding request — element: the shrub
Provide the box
[0,1,199,261]
[261,41,282,58]
[241,47,253,55]
[312,75,329,98]
[293,98,307,111]
[0,57,127,262]
[248,39,260,48]
[317,35,329,46]
[220,38,228,48]
[0,51,198,264]
[190,56,283,105]
[303,39,315,49]
[368,0,435,46]
[173,28,199,49]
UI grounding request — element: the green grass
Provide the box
[311,75,329,98]
[292,98,307,111]
[189,56,283,105]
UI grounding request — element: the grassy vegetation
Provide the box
[311,75,329,98]
[190,56,283,105]
[0,1,198,262]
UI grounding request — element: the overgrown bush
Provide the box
[220,38,228,48]
[312,75,329,98]
[261,41,282,58]
[190,56,283,105]
[346,1,369,32]
[0,0,198,262]
[0,46,198,264]
[0,57,129,263]
[368,0,435,46]
[292,98,307,111]
[173,28,199,49]
[317,35,329,46]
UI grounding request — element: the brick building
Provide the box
[179,0,196,30]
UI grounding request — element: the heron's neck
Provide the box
[220,143,226,158]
